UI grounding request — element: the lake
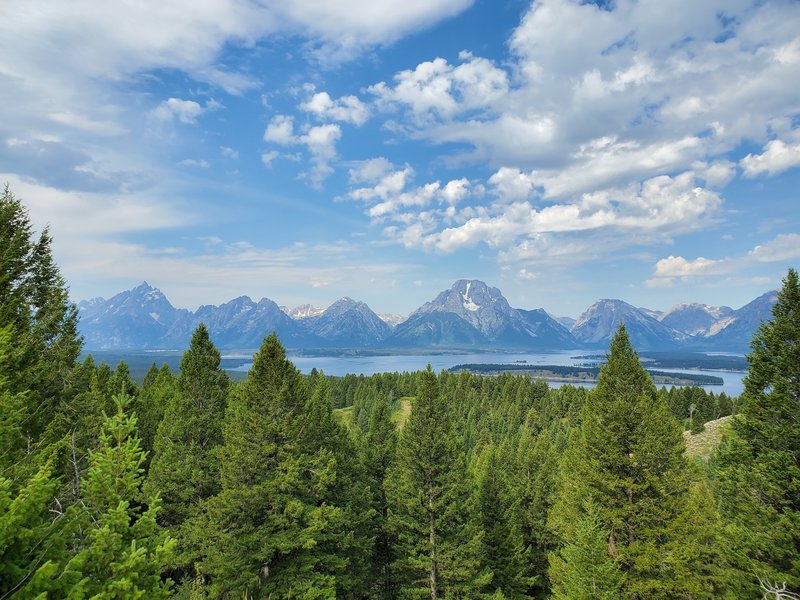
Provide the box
[230,349,747,396]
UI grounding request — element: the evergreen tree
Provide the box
[359,392,399,599]
[715,268,800,595]
[510,420,566,598]
[0,185,82,444]
[136,363,176,462]
[59,391,174,598]
[199,333,345,598]
[474,444,531,598]
[146,325,227,528]
[388,367,489,598]
[548,326,711,599]
[0,462,72,598]
[548,500,624,600]
[145,325,228,591]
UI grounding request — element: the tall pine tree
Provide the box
[199,333,345,598]
[388,366,489,598]
[0,185,81,446]
[548,326,713,599]
[715,268,800,595]
[144,324,229,590]
[58,391,175,598]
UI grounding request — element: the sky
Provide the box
[1,0,799,318]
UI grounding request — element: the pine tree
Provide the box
[548,326,711,599]
[144,325,228,591]
[146,325,227,528]
[714,268,800,595]
[0,462,72,598]
[135,363,176,462]
[474,444,532,598]
[58,391,175,598]
[548,500,624,600]
[388,367,490,598]
[0,185,82,445]
[199,333,345,598]
[510,420,566,598]
[359,392,399,598]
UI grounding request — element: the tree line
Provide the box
[1,186,798,598]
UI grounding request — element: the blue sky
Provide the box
[1,0,799,318]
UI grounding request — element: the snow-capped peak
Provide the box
[461,281,480,312]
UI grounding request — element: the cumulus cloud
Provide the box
[646,233,800,287]
[300,90,369,125]
[369,52,509,120]
[344,158,472,222]
[220,146,239,159]
[741,139,800,177]
[263,115,342,187]
[151,98,204,124]
[369,0,800,185]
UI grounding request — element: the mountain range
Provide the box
[77,279,777,353]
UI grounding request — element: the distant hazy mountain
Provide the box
[692,291,778,351]
[389,311,490,348]
[79,282,191,349]
[386,280,577,349]
[555,315,576,330]
[77,280,776,353]
[304,297,391,347]
[659,302,734,335]
[191,296,313,349]
[281,304,325,319]
[571,299,685,350]
[378,313,406,327]
[516,309,578,349]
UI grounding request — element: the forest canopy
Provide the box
[1,186,798,598]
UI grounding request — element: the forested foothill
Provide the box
[2,187,798,598]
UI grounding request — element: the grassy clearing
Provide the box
[683,415,733,461]
[333,406,354,430]
[391,397,414,430]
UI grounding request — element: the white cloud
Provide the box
[740,139,800,178]
[369,53,508,120]
[646,233,800,287]
[369,0,800,187]
[261,150,280,168]
[748,233,800,262]
[178,158,209,168]
[344,159,471,220]
[300,91,369,125]
[488,167,537,201]
[220,146,239,159]
[299,124,342,188]
[150,98,220,124]
[264,115,296,145]
[263,116,342,186]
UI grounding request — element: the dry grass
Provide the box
[391,397,414,430]
[683,415,733,461]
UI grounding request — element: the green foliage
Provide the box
[548,499,624,600]
[59,391,175,598]
[549,326,714,599]
[388,367,490,598]
[198,334,349,598]
[474,444,533,598]
[714,268,800,595]
[146,325,227,529]
[0,463,71,598]
[0,185,82,444]
[359,392,400,598]
[136,363,176,462]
